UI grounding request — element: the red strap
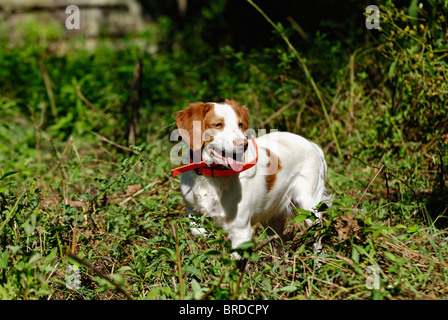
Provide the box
[171,135,258,177]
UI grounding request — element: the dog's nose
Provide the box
[235,138,248,151]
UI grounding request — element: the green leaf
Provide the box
[160,247,176,261]
[28,253,41,265]
[352,246,360,263]
[408,0,418,19]
[293,208,314,224]
[23,213,37,235]
[294,214,309,224]
[0,250,8,269]
[7,245,21,254]
[388,57,398,80]
[385,252,397,262]
[203,249,221,256]
[407,225,418,233]
[116,266,133,274]
[0,170,19,181]
[296,243,306,255]
[191,279,206,300]
[262,278,272,291]
[250,252,260,262]
[295,208,312,215]
[47,247,58,261]
[183,265,203,279]
[280,285,297,293]
[236,241,255,251]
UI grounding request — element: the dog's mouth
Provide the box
[209,148,245,172]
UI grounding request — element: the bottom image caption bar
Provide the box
[179,303,270,317]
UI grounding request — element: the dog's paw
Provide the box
[230,251,242,260]
[190,226,209,238]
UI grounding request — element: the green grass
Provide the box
[0,0,447,300]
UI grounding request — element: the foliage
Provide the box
[0,0,447,300]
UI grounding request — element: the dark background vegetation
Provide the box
[142,0,368,50]
[0,0,447,300]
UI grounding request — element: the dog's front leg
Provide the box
[228,225,253,249]
[228,227,252,260]
[222,200,254,258]
[226,224,253,260]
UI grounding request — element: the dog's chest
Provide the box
[180,173,240,224]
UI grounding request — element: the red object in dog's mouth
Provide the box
[171,135,257,177]
[210,148,244,172]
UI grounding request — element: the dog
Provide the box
[171,99,331,252]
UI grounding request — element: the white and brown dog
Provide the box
[172,99,331,251]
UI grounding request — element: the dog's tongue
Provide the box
[227,156,244,172]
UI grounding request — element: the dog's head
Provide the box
[176,99,249,171]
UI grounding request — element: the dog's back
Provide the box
[243,131,331,230]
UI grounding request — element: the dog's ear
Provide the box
[176,102,213,151]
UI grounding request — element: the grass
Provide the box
[0,0,447,300]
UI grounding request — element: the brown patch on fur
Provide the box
[265,148,281,193]
[202,106,224,149]
[224,99,249,133]
[176,102,214,151]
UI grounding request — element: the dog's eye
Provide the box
[238,122,244,129]
[215,123,223,128]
